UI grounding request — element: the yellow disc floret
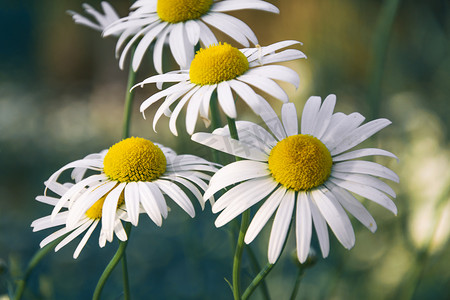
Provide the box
[157,0,213,23]
[189,43,249,85]
[85,190,125,220]
[103,137,166,183]
[268,135,333,191]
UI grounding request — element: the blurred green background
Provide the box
[0,0,449,299]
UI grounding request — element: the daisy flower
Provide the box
[134,41,306,136]
[32,137,218,258]
[192,95,399,263]
[68,1,121,33]
[103,0,280,72]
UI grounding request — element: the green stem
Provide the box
[241,263,274,300]
[233,210,250,300]
[226,116,248,300]
[367,0,401,120]
[122,252,131,300]
[289,267,306,300]
[246,247,270,300]
[122,46,137,140]
[14,234,68,300]
[92,223,132,300]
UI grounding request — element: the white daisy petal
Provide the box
[249,40,302,61]
[331,172,396,197]
[238,74,289,102]
[163,176,205,209]
[321,112,365,149]
[32,211,69,232]
[311,188,355,250]
[156,180,196,217]
[205,160,271,200]
[301,96,321,135]
[192,133,268,161]
[169,22,189,68]
[246,65,300,88]
[326,184,377,233]
[257,96,287,141]
[215,177,277,227]
[145,182,168,219]
[245,186,286,244]
[185,19,201,45]
[124,182,140,226]
[210,13,258,45]
[139,82,191,113]
[169,86,201,135]
[153,26,171,74]
[197,20,218,47]
[332,148,399,162]
[212,176,275,213]
[330,178,397,215]
[66,182,115,228]
[132,22,168,71]
[202,13,249,47]
[281,103,298,136]
[330,118,392,156]
[311,94,336,138]
[251,49,306,66]
[296,192,312,263]
[102,182,126,241]
[309,196,330,258]
[333,160,400,183]
[217,81,237,118]
[211,0,279,14]
[113,218,127,241]
[268,190,295,263]
[138,181,162,226]
[55,219,92,252]
[228,79,261,114]
[186,86,209,135]
[73,220,99,259]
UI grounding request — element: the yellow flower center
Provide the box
[156,0,213,23]
[189,43,249,85]
[268,135,333,191]
[85,190,125,220]
[103,137,166,183]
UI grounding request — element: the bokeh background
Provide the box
[1,0,449,299]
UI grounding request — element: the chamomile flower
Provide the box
[192,95,399,263]
[33,137,218,258]
[135,41,305,136]
[68,1,121,33]
[103,0,279,72]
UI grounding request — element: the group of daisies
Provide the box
[33,0,398,266]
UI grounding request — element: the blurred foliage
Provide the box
[0,0,449,299]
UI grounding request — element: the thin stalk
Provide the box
[241,263,274,300]
[233,210,250,300]
[242,216,294,300]
[246,247,270,300]
[92,223,132,300]
[367,0,401,120]
[122,253,131,300]
[14,234,68,300]
[289,267,306,300]
[226,116,248,300]
[122,46,137,140]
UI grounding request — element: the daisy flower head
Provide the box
[32,137,218,258]
[68,2,121,33]
[135,41,306,136]
[103,0,280,72]
[192,95,399,264]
